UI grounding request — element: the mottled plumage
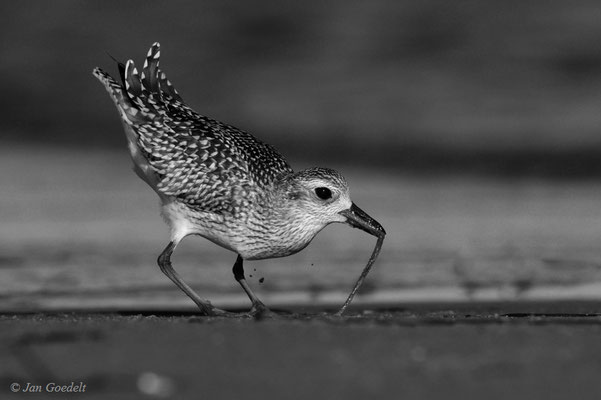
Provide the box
[94,43,385,316]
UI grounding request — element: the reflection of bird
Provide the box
[93,43,385,316]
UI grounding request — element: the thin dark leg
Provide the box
[232,255,271,315]
[158,241,224,316]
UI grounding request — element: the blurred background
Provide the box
[3,0,601,311]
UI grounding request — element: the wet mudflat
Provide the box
[1,303,601,400]
[4,151,601,399]
[5,148,601,314]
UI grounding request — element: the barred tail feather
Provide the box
[124,60,144,99]
[157,68,183,102]
[142,42,184,103]
[92,67,145,124]
[142,42,161,93]
[95,43,191,126]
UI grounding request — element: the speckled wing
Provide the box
[97,43,293,215]
[140,113,293,215]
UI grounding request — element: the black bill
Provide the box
[339,203,386,238]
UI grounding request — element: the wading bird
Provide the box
[94,43,385,317]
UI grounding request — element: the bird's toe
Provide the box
[208,307,237,317]
[248,302,278,319]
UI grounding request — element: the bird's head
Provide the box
[277,167,386,238]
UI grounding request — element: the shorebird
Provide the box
[93,43,385,316]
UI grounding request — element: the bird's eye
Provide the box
[315,187,332,200]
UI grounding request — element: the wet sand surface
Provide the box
[2,302,601,400]
[5,149,601,314]
[4,151,601,399]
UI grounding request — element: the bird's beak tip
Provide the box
[339,203,385,237]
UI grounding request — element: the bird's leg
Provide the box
[232,255,272,316]
[158,241,228,316]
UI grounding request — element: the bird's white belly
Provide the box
[238,220,327,260]
[161,199,327,260]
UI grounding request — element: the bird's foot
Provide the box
[248,302,277,319]
[209,307,237,317]
[194,303,236,317]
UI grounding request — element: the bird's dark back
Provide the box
[94,43,294,216]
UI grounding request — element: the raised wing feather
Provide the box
[95,43,293,215]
